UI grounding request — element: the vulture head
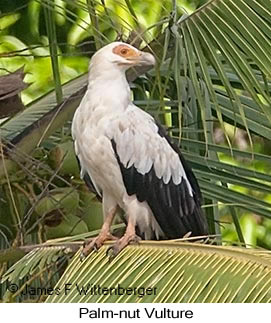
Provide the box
[90,42,156,72]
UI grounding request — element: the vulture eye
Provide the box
[120,48,129,55]
[113,44,137,58]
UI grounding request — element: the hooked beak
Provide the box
[126,51,156,66]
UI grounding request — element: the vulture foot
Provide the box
[106,233,141,260]
[80,232,117,261]
[80,206,118,261]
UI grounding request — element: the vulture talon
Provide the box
[93,243,99,252]
[80,224,118,260]
[106,234,141,260]
[81,237,103,257]
[80,251,86,262]
[106,246,115,261]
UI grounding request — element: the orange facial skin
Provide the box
[113,44,141,60]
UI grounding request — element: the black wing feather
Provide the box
[111,122,208,239]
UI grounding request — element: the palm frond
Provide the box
[2,238,271,303]
[170,0,271,235]
[44,242,271,303]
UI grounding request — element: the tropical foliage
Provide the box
[2,238,271,303]
[0,0,271,303]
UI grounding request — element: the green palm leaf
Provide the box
[46,243,271,303]
[45,243,271,303]
[3,240,271,303]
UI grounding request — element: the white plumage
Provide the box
[72,42,208,258]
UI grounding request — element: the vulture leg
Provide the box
[107,215,141,259]
[80,206,117,260]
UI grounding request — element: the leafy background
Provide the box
[0,0,271,302]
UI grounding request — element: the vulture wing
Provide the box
[111,105,208,239]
